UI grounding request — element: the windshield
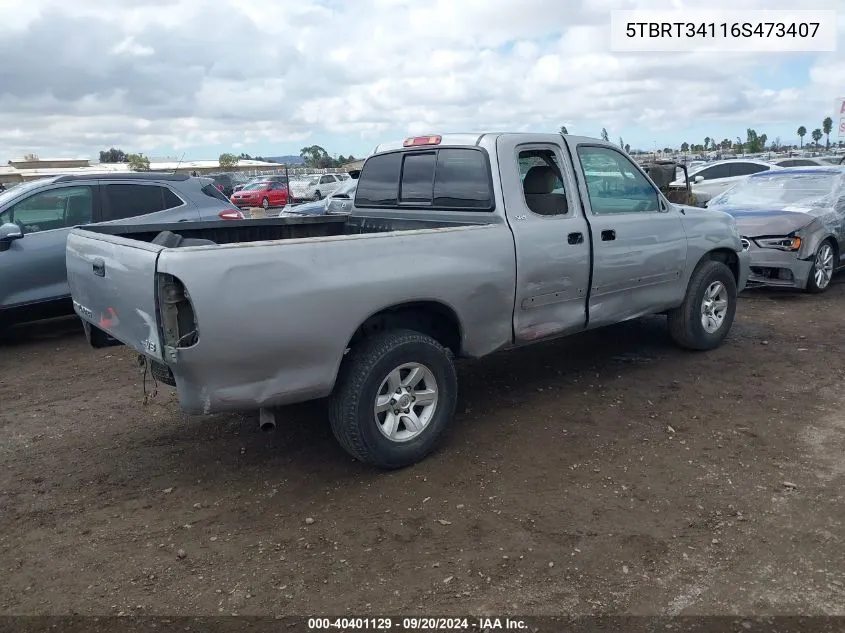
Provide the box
[331,179,357,196]
[0,180,50,208]
[241,183,267,191]
[709,172,840,209]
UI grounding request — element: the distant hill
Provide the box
[264,155,305,164]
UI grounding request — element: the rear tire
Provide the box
[328,329,457,469]
[261,197,269,209]
[667,260,737,351]
[314,190,322,200]
[806,239,835,294]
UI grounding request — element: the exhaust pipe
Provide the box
[259,407,276,432]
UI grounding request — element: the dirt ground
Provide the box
[1,283,844,617]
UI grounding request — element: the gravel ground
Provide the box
[1,283,843,616]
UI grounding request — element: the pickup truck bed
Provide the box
[68,132,749,470]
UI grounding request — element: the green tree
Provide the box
[300,145,333,168]
[99,148,127,163]
[126,153,150,171]
[704,136,710,150]
[823,117,833,149]
[812,128,823,146]
[759,133,767,151]
[600,128,609,142]
[797,126,806,148]
[559,125,569,135]
[619,136,624,148]
[218,153,239,169]
[680,142,689,153]
[624,143,630,153]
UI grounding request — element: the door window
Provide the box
[730,162,769,177]
[517,148,568,216]
[101,184,184,221]
[0,186,93,233]
[577,146,659,214]
[694,164,731,180]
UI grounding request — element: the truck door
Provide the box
[564,140,688,328]
[496,135,591,343]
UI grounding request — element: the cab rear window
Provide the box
[201,184,230,202]
[355,148,493,211]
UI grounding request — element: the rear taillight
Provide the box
[218,209,244,220]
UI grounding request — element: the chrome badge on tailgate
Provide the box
[72,300,94,320]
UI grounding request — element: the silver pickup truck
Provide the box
[67,133,749,469]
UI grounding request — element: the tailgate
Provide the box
[66,228,165,360]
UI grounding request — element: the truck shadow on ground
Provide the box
[0,315,83,346]
[123,310,737,491]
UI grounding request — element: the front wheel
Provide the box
[806,240,835,294]
[314,190,322,200]
[261,197,269,210]
[328,329,458,469]
[667,260,737,351]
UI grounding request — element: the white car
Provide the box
[289,173,345,201]
[671,159,781,205]
[770,157,832,167]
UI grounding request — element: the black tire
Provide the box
[667,260,737,351]
[805,239,835,294]
[261,197,269,209]
[328,329,458,469]
[314,190,322,200]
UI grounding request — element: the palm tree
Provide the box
[812,128,823,147]
[600,128,609,142]
[797,126,806,148]
[704,137,710,150]
[559,125,569,135]
[823,117,833,149]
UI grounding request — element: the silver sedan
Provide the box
[707,166,845,293]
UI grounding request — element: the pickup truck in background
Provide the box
[66,133,749,469]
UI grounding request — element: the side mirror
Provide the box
[0,222,23,242]
[694,175,705,184]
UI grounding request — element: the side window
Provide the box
[201,183,230,202]
[400,152,435,203]
[102,184,171,221]
[162,187,184,209]
[730,163,769,177]
[517,148,568,216]
[696,164,731,180]
[577,146,659,215]
[355,153,402,206]
[319,175,331,184]
[3,186,93,233]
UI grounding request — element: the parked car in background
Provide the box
[770,157,831,167]
[230,180,289,210]
[707,166,845,293]
[672,159,781,205]
[233,175,289,193]
[290,173,345,200]
[208,172,247,197]
[0,172,244,329]
[67,132,748,468]
[283,179,358,216]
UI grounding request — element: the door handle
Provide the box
[567,232,584,245]
[92,257,105,277]
[601,229,616,241]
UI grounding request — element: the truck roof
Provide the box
[371,132,599,155]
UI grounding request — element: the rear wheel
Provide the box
[806,240,835,293]
[261,197,269,209]
[667,260,737,351]
[328,329,457,469]
[314,190,322,200]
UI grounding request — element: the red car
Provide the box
[229,181,289,210]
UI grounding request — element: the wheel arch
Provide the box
[698,247,740,286]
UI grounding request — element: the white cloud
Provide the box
[0,0,843,159]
